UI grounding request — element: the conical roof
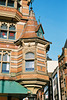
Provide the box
[20,9,38,38]
[15,9,51,47]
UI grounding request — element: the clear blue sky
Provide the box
[30,0,67,60]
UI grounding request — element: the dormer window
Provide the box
[38,32,42,38]
[37,26,43,38]
[36,24,44,38]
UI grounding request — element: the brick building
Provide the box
[0,0,51,100]
[58,40,67,100]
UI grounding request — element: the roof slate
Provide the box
[20,9,45,40]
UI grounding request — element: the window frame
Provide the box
[0,0,6,6]
[0,0,21,11]
[0,50,11,74]
[0,23,16,40]
[0,23,8,39]
[7,0,14,7]
[25,52,35,72]
[37,26,43,38]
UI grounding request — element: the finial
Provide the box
[38,16,40,24]
[30,0,34,10]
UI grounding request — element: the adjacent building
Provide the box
[52,66,61,100]
[58,39,67,100]
[47,60,58,75]
[47,58,59,100]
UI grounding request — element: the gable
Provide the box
[37,25,44,38]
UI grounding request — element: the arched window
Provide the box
[9,24,16,40]
[1,23,7,29]
[3,53,10,62]
[25,52,34,72]
[0,23,7,39]
[0,23,16,40]
[0,50,10,73]
[9,25,16,30]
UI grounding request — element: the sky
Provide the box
[29,0,67,60]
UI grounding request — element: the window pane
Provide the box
[9,32,15,40]
[17,4,20,12]
[0,54,1,61]
[0,31,7,39]
[2,63,10,73]
[9,25,15,30]
[7,0,14,7]
[38,32,42,38]
[3,54,10,61]
[3,51,6,53]
[0,0,6,6]
[1,24,7,29]
[25,60,34,71]
[25,53,34,59]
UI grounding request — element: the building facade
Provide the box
[52,66,61,100]
[0,0,51,100]
[47,59,58,100]
[58,40,67,100]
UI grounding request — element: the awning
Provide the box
[0,80,31,99]
[0,80,30,94]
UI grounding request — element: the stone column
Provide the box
[6,0,8,6]
[14,0,17,9]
